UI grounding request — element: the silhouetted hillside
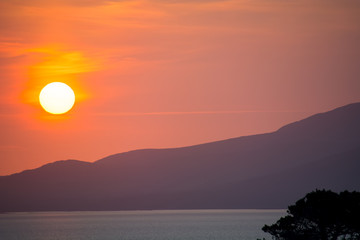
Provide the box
[1,103,360,212]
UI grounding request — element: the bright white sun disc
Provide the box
[39,82,75,114]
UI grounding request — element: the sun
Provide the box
[39,82,76,114]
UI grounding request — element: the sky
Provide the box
[1,0,360,175]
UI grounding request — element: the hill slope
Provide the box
[1,103,360,211]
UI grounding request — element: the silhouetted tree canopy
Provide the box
[262,190,360,240]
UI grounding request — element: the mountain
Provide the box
[1,103,360,212]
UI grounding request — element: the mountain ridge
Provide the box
[1,102,359,211]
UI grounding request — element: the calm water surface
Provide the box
[0,210,285,240]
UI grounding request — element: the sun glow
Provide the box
[39,82,75,114]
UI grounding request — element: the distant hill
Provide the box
[1,103,360,212]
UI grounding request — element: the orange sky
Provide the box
[1,0,360,175]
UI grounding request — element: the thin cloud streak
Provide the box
[94,110,309,117]
[0,110,310,119]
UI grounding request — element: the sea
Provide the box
[0,209,285,240]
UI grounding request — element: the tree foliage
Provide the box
[262,190,360,240]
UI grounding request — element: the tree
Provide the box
[262,190,360,240]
